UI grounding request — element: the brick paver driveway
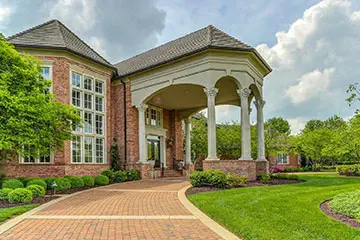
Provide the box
[0,178,225,240]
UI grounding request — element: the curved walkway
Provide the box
[0,178,239,240]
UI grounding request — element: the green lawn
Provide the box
[0,205,38,224]
[188,174,360,240]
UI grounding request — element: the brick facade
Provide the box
[269,154,300,169]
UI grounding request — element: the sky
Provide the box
[1,0,360,133]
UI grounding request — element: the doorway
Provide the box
[147,135,161,168]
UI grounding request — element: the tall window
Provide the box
[277,154,289,164]
[145,106,162,128]
[71,71,106,164]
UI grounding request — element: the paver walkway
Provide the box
[0,178,235,240]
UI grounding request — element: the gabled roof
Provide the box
[115,25,271,77]
[7,20,115,70]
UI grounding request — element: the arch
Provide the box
[249,83,262,101]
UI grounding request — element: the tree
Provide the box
[264,117,291,158]
[0,36,80,160]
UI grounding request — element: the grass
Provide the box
[0,205,38,224]
[188,174,360,240]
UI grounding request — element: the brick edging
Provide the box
[177,185,241,240]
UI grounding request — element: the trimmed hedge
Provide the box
[53,178,72,191]
[65,176,85,188]
[125,170,140,181]
[26,179,47,190]
[259,173,271,184]
[226,173,247,187]
[81,176,95,187]
[8,188,33,203]
[190,170,227,187]
[2,179,24,189]
[101,170,115,182]
[26,185,45,198]
[0,188,13,200]
[271,173,299,180]
[113,170,127,183]
[95,175,109,185]
[336,164,360,176]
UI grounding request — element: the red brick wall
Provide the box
[269,154,300,169]
[203,160,257,181]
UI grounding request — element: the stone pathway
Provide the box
[0,178,239,240]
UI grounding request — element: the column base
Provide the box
[239,156,253,160]
[205,158,220,161]
[255,159,269,174]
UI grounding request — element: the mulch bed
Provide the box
[320,200,360,228]
[0,196,59,209]
[46,186,93,195]
[186,179,303,195]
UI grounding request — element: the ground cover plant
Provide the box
[329,191,360,221]
[188,174,360,240]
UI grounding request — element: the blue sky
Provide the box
[1,0,359,133]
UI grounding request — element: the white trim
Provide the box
[70,69,107,164]
[277,153,289,165]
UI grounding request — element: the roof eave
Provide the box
[114,46,272,79]
[12,44,118,72]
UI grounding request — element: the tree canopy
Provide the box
[0,35,81,159]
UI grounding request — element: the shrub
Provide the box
[95,175,109,185]
[26,185,45,198]
[226,173,247,187]
[337,164,360,176]
[271,173,299,180]
[271,166,284,173]
[189,170,227,187]
[259,173,271,184]
[53,178,71,191]
[8,188,33,203]
[0,188,13,200]
[65,176,84,188]
[329,191,360,221]
[44,177,58,190]
[101,169,115,182]
[195,168,203,172]
[113,171,127,183]
[2,179,24,189]
[0,174,6,186]
[81,176,95,187]
[125,170,140,181]
[26,179,47,190]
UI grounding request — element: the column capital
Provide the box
[204,87,219,98]
[237,88,251,99]
[184,116,191,124]
[254,99,266,110]
[136,103,148,112]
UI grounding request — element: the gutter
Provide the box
[121,78,127,170]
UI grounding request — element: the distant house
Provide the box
[269,153,301,169]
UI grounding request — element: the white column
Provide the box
[255,99,266,160]
[136,103,148,163]
[238,88,253,160]
[184,117,192,164]
[204,87,219,160]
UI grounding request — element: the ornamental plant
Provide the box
[26,179,47,190]
[113,170,127,183]
[0,188,13,200]
[101,169,114,182]
[65,176,84,188]
[81,176,95,187]
[2,179,24,189]
[329,191,360,221]
[26,185,45,198]
[95,175,109,185]
[8,188,33,203]
[226,173,248,187]
[53,178,71,191]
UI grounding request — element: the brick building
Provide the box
[5,19,272,180]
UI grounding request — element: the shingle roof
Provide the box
[115,25,270,77]
[7,20,114,70]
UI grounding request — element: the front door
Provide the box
[147,135,161,168]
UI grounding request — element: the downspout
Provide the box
[121,79,127,170]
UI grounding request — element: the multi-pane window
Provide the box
[145,106,162,128]
[21,145,52,164]
[277,154,289,164]
[71,71,106,164]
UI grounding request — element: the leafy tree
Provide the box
[0,36,80,160]
[264,117,291,158]
[191,114,207,161]
[346,83,360,111]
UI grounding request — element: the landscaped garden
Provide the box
[0,169,140,224]
[187,173,360,240]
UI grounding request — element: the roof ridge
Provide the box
[6,19,57,40]
[53,20,67,47]
[114,26,209,66]
[210,26,252,49]
[207,25,213,45]
[55,20,112,66]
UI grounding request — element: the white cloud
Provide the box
[285,68,335,104]
[256,0,360,131]
[0,7,11,29]
[287,117,307,134]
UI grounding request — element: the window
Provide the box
[145,106,162,128]
[40,66,52,93]
[277,154,289,164]
[70,71,106,164]
[20,145,52,164]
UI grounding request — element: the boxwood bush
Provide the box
[26,179,47,190]
[53,178,71,191]
[259,173,271,184]
[271,173,299,180]
[0,188,13,200]
[226,173,248,187]
[8,188,33,203]
[336,164,360,176]
[44,177,58,190]
[26,185,45,198]
[113,170,127,183]
[95,175,109,185]
[190,170,227,187]
[81,176,95,187]
[101,169,115,182]
[2,179,24,189]
[125,170,140,181]
[329,191,360,221]
[65,176,85,188]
